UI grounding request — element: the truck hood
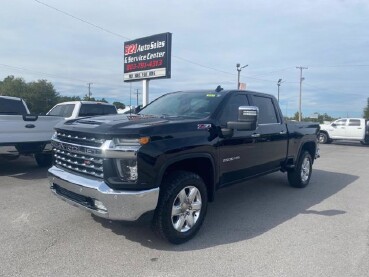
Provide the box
[54,114,212,137]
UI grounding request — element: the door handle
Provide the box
[251,133,260,138]
[358,127,362,129]
[280,130,287,134]
[25,124,35,128]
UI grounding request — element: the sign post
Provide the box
[124,32,172,107]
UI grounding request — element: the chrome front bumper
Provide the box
[48,166,159,221]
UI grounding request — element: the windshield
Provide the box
[48,104,75,117]
[139,91,225,118]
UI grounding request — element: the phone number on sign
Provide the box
[126,60,163,71]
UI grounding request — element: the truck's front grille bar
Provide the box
[56,131,105,147]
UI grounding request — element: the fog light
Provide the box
[94,200,107,212]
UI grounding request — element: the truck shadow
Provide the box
[0,156,48,180]
[92,169,357,251]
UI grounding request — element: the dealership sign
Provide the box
[124,32,172,82]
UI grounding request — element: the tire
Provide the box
[152,170,208,244]
[35,153,53,167]
[288,151,313,188]
[318,132,329,144]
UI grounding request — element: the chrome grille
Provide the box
[56,131,105,147]
[53,130,106,178]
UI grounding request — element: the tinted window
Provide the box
[0,98,28,115]
[48,104,75,117]
[79,104,117,117]
[219,94,249,125]
[349,119,360,126]
[252,96,279,124]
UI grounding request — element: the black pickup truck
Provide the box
[48,88,320,244]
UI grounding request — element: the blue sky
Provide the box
[1,0,369,118]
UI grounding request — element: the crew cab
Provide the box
[319,118,369,145]
[47,101,117,120]
[48,89,320,244]
[0,96,63,166]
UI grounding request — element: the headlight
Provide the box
[115,159,138,182]
[113,137,150,146]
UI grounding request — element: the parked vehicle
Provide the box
[47,101,117,120]
[0,96,64,166]
[48,89,320,244]
[319,118,369,145]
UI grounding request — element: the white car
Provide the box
[47,101,117,120]
[319,118,369,145]
[0,96,64,166]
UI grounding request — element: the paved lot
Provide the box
[0,142,368,277]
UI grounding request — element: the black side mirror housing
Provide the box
[227,106,258,131]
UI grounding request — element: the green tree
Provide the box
[0,76,59,113]
[363,97,369,119]
[113,101,125,109]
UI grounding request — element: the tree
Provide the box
[113,101,125,109]
[363,97,369,119]
[0,76,59,113]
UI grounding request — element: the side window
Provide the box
[348,119,360,126]
[334,119,347,126]
[252,96,279,124]
[219,94,249,125]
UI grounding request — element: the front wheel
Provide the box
[288,151,313,188]
[318,132,329,144]
[152,171,208,244]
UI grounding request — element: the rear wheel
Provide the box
[35,153,52,167]
[288,151,313,188]
[152,171,208,244]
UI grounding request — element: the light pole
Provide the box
[277,78,284,103]
[296,66,308,121]
[236,63,248,89]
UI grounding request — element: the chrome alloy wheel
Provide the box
[171,186,202,233]
[301,156,311,182]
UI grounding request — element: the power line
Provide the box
[34,0,130,40]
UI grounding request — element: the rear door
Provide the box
[346,119,365,139]
[250,94,288,171]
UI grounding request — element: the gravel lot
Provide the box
[0,142,368,277]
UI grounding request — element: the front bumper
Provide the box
[48,166,159,221]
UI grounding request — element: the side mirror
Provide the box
[227,106,258,131]
[134,105,142,113]
[331,123,337,127]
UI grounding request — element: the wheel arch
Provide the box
[158,154,216,202]
[297,141,317,164]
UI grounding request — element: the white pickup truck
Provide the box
[319,118,369,145]
[47,101,117,120]
[0,96,64,166]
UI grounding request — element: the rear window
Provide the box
[48,104,75,117]
[78,104,117,117]
[0,98,28,115]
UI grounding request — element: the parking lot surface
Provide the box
[1,142,369,277]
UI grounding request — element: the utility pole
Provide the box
[136,89,141,107]
[236,63,248,89]
[87,83,93,100]
[277,78,284,103]
[296,66,308,121]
